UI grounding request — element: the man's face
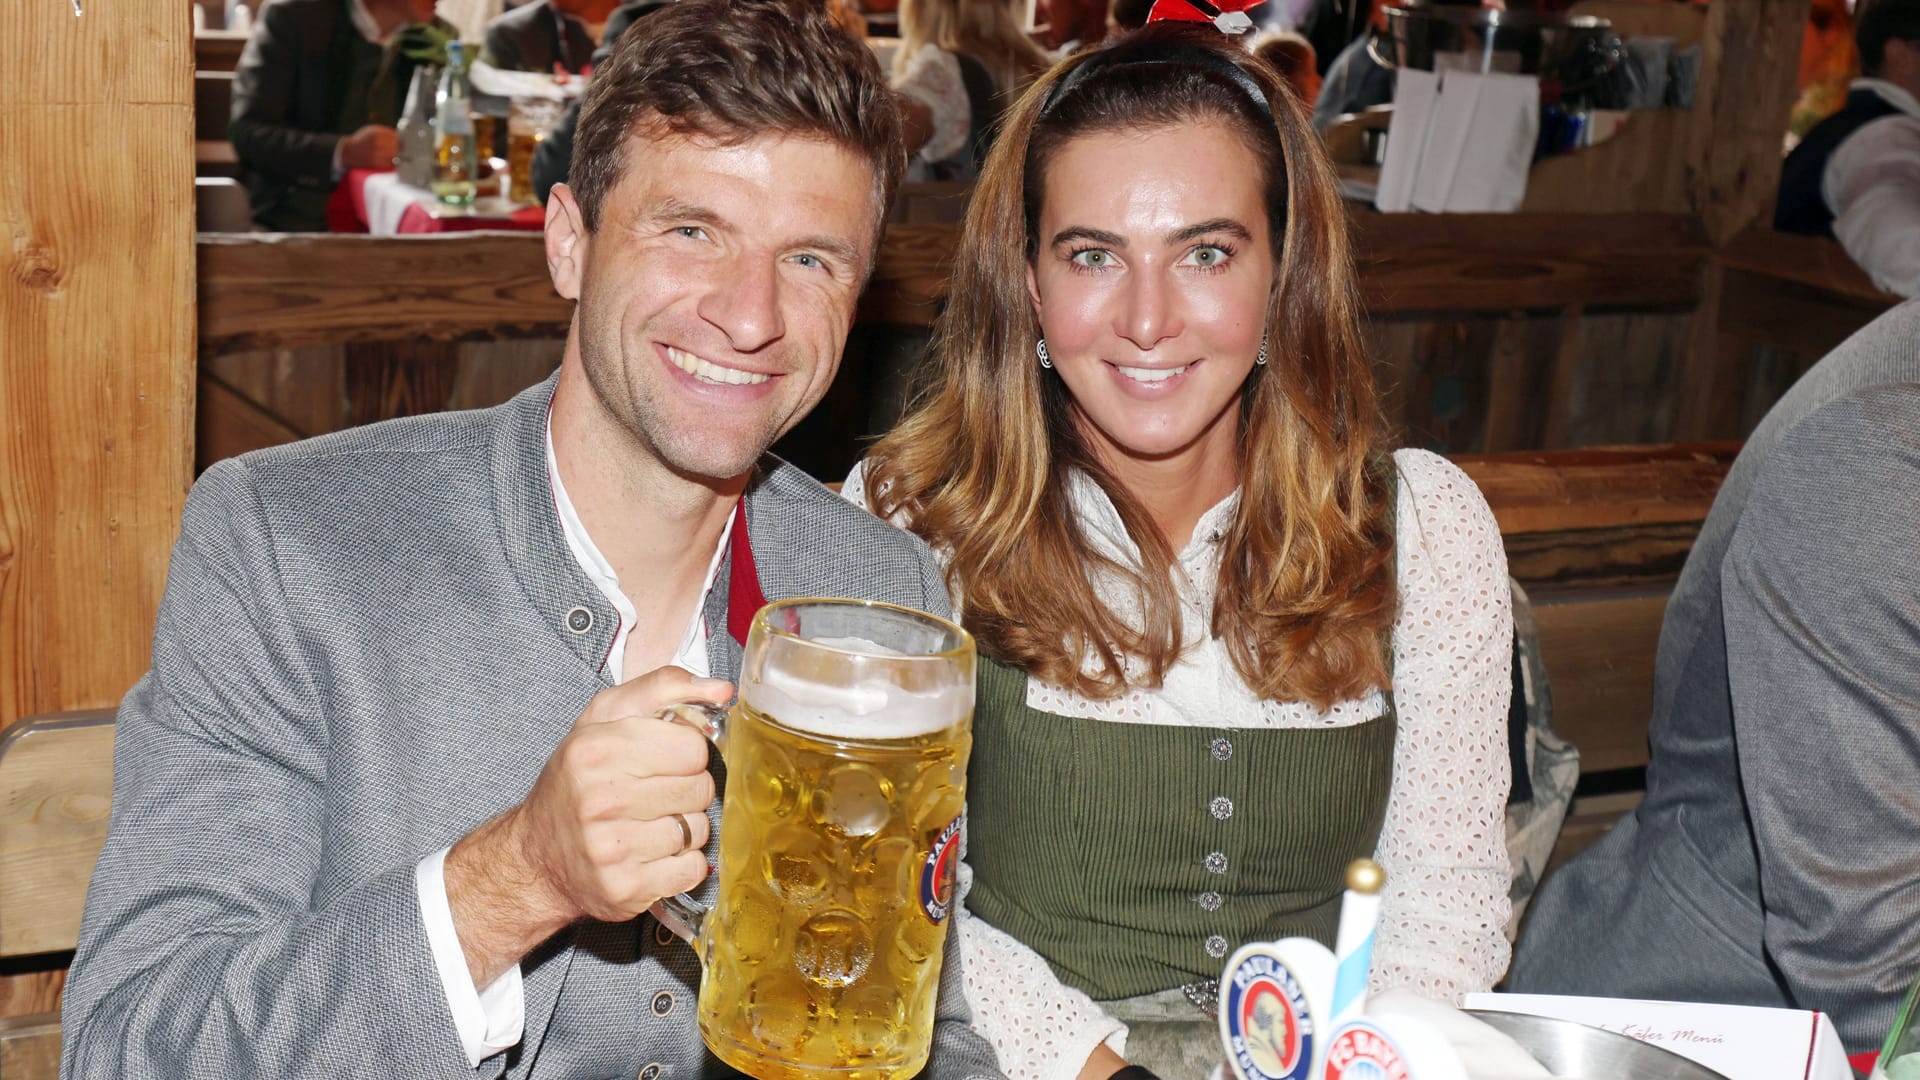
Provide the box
[547,128,879,483]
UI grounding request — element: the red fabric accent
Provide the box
[329,167,545,234]
[1850,1052,1878,1074]
[1147,0,1267,22]
[726,504,768,645]
[325,168,379,233]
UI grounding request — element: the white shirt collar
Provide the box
[545,420,734,684]
[1065,470,1242,563]
[1854,78,1920,121]
[347,0,397,44]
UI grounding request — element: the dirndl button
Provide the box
[1197,891,1223,912]
[1209,795,1234,820]
[1204,851,1228,874]
[1205,934,1229,959]
[1209,737,1233,761]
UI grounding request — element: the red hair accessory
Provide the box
[1146,0,1267,34]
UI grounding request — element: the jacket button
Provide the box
[1205,851,1228,874]
[566,606,593,634]
[639,1064,662,1080]
[1205,935,1229,959]
[1210,796,1234,820]
[1197,891,1223,912]
[655,922,676,947]
[651,991,674,1017]
[1209,737,1233,761]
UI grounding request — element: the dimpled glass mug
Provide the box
[653,598,976,1080]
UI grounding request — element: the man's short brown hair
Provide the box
[568,0,906,243]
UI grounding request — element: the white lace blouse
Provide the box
[842,448,1514,1080]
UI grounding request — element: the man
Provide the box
[1776,0,1920,296]
[229,0,447,230]
[484,0,620,75]
[529,0,674,204]
[63,3,1004,1078]
[1512,299,1920,1051]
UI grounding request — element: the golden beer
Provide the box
[684,600,974,1080]
[507,130,540,205]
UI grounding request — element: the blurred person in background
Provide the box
[1776,0,1920,297]
[484,0,622,74]
[1252,28,1320,105]
[1042,0,1111,49]
[229,0,451,230]
[894,0,1052,179]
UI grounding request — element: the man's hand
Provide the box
[338,124,400,170]
[443,667,733,987]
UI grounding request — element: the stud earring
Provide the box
[1255,335,1269,366]
[1037,338,1053,369]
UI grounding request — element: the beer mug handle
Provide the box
[649,699,730,945]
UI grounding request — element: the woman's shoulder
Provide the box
[1389,447,1495,520]
[1387,448,1503,572]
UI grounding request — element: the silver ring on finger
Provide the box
[674,812,695,855]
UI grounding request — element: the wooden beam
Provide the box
[2,0,195,726]
[0,1011,60,1080]
[1685,0,1810,246]
[1451,442,1739,535]
[1534,593,1668,773]
[198,232,574,356]
[198,213,1713,352]
[1351,212,1709,315]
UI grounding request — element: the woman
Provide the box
[848,19,1513,1080]
[892,0,1050,179]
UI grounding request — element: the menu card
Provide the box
[1463,993,1852,1080]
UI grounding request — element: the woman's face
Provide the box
[1028,120,1275,475]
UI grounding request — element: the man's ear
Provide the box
[545,183,590,301]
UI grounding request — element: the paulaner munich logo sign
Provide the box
[919,815,962,923]
[1323,1019,1412,1080]
[1221,948,1316,1080]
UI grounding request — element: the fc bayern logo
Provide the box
[1323,1021,1410,1080]
[1221,951,1315,1080]
[919,815,963,923]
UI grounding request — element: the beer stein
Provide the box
[653,598,975,1080]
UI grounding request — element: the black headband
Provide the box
[1036,37,1273,121]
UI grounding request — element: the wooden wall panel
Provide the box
[0,0,195,728]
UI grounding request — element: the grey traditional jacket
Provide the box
[62,376,1003,1080]
[1512,300,1920,1050]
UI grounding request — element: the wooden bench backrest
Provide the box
[0,710,117,960]
[0,446,1734,969]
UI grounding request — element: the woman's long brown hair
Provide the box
[864,24,1397,709]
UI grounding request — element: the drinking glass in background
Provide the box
[1876,974,1920,1080]
[508,96,565,206]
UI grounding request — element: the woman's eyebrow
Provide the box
[1167,218,1253,245]
[1049,225,1127,248]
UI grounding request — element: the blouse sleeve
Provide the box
[891,44,972,165]
[957,906,1128,1080]
[1368,449,1514,1000]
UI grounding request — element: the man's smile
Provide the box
[663,344,773,386]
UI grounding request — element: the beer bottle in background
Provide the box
[432,41,478,206]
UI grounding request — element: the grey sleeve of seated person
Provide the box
[1720,387,1920,1051]
[60,460,483,1080]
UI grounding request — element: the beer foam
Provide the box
[750,654,969,741]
